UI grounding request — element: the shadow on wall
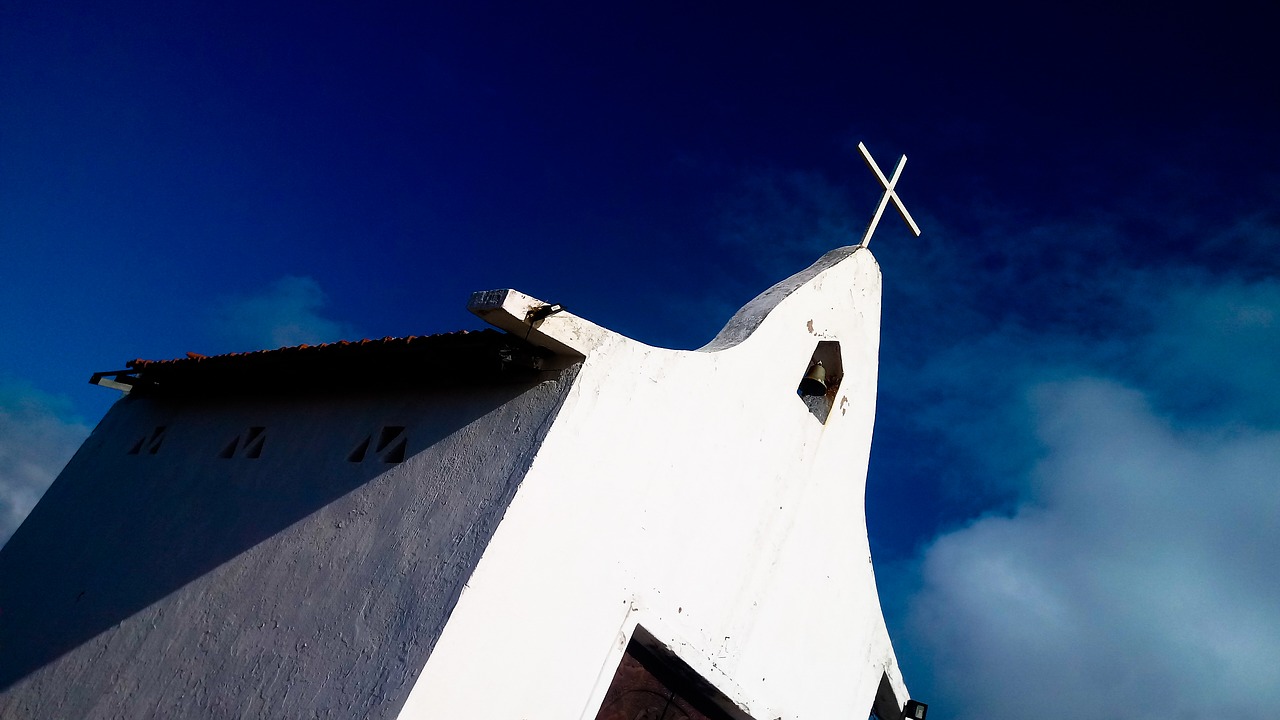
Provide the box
[0,377,570,705]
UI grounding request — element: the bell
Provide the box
[798,362,827,396]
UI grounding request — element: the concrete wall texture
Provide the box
[0,245,910,719]
[0,374,579,719]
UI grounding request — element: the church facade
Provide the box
[0,246,918,719]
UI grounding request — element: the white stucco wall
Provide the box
[0,376,580,720]
[401,246,908,719]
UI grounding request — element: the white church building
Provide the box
[0,245,924,719]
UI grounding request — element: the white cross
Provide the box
[857,142,921,248]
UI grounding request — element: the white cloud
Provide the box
[906,378,1280,719]
[897,270,1280,719]
[212,276,357,352]
[0,381,90,548]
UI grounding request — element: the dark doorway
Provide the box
[593,630,749,720]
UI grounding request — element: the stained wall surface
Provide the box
[0,369,577,719]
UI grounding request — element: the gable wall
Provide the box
[404,248,907,719]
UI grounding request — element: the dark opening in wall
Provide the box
[796,340,843,423]
[381,437,406,463]
[243,427,265,459]
[868,672,904,720]
[128,426,166,456]
[348,426,408,464]
[347,436,371,463]
[593,626,753,720]
[376,426,406,463]
[220,426,266,459]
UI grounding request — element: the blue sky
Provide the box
[2,2,1278,717]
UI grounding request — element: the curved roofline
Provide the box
[698,245,872,352]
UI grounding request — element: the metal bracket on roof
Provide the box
[525,303,565,323]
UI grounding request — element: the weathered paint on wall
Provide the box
[405,246,908,718]
[0,370,578,719]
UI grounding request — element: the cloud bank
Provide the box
[897,271,1280,719]
[0,381,89,548]
[212,276,357,352]
[909,377,1280,719]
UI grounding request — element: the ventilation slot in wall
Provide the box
[128,426,166,455]
[220,426,267,459]
[349,426,407,464]
[346,436,371,463]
